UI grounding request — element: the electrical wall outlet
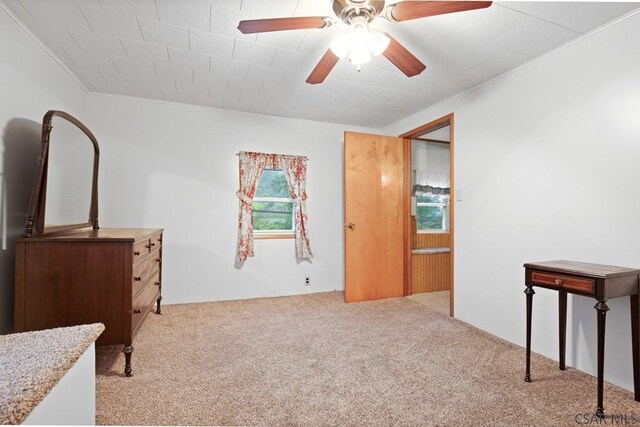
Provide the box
[305,277,310,286]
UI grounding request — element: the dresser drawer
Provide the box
[132,233,163,262]
[531,271,595,294]
[133,269,160,298]
[149,233,162,255]
[132,239,150,262]
[132,279,159,334]
[133,253,160,289]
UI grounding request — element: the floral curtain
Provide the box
[236,151,313,262]
[236,152,269,262]
[277,155,313,260]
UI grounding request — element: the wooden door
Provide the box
[344,131,405,302]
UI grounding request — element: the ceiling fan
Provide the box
[237,1,492,84]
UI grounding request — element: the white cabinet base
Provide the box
[23,344,96,425]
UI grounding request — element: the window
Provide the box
[416,195,449,233]
[252,169,294,236]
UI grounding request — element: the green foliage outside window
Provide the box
[416,195,447,231]
[255,169,290,198]
[252,169,294,232]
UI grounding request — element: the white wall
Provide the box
[385,12,640,392]
[86,94,375,304]
[0,5,87,334]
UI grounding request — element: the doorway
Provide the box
[401,114,455,316]
[342,114,454,315]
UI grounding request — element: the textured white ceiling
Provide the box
[3,0,639,127]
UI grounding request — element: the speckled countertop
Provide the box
[412,247,450,254]
[0,323,104,425]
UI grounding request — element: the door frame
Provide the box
[400,113,455,317]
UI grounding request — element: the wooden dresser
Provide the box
[14,227,164,376]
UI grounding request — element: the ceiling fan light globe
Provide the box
[330,33,352,59]
[350,41,371,65]
[352,25,369,43]
[368,30,390,56]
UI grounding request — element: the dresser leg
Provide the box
[156,295,162,314]
[123,345,134,377]
[595,300,609,418]
[559,290,567,370]
[631,294,640,401]
[525,283,535,382]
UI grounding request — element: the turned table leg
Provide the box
[123,345,134,377]
[631,294,640,401]
[595,300,609,418]
[156,295,162,315]
[559,290,567,370]
[525,282,535,382]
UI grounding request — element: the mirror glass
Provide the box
[44,115,95,227]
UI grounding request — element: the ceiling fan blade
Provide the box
[382,34,426,77]
[238,17,331,34]
[384,1,492,22]
[306,50,340,85]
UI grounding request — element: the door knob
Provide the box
[345,223,355,231]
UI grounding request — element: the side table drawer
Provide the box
[531,271,595,294]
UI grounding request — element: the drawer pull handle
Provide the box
[134,251,140,256]
[150,242,156,247]
[133,276,142,281]
[156,258,161,263]
[133,309,141,314]
[555,279,562,285]
[155,281,161,286]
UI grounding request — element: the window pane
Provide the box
[255,169,290,198]
[252,201,293,231]
[417,195,445,204]
[417,206,444,230]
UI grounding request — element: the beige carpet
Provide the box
[96,292,639,426]
[408,290,450,315]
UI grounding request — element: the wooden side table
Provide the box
[524,260,640,418]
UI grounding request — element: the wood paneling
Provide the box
[410,216,450,248]
[344,131,405,303]
[411,253,451,293]
[416,233,450,248]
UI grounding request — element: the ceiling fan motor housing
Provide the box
[332,0,386,23]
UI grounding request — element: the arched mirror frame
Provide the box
[24,110,100,237]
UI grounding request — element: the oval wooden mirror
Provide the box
[24,110,100,237]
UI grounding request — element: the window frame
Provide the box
[252,169,295,240]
